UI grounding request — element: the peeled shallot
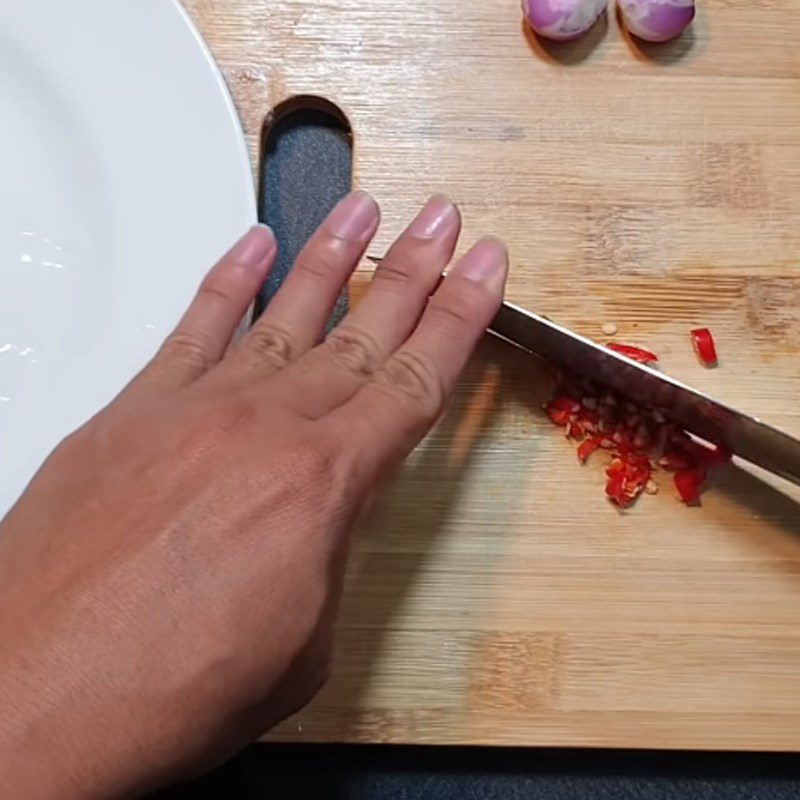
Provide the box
[618,0,695,43]
[522,0,609,42]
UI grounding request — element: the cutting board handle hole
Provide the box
[263,95,353,138]
[256,96,353,323]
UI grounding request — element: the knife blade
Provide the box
[490,301,800,485]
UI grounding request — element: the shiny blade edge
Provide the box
[490,302,800,486]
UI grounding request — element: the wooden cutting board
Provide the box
[184,0,800,751]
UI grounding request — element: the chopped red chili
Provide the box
[544,371,727,509]
[607,342,659,364]
[604,451,652,507]
[546,396,577,426]
[674,468,707,504]
[549,396,579,412]
[691,328,718,367]
[577,436,604,463]
[605,471,627,505]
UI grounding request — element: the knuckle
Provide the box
[326,325,383,378]
[159,332,212,373]
[245,324,296,369]
[295,238,348,283]
[374,248,417,287]
[198,274,238,305]
[377,350,443,410]
[428,282,488,334]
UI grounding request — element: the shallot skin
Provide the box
[619,0,695,43]
[522,0,609,42]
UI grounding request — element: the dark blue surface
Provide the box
[257,105,351,328]
[156,744,800,798]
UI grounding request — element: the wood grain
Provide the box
[183,0,800,750]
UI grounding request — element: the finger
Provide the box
[138,225,277,391]
[327,237,508,484]
[272,195,461,418]
[230,191,380,377]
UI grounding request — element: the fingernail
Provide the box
[326,191,379,240]
[408,195,458,239]
[229,224,276,266]
[455,237,509,290]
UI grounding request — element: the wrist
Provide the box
[0,610,143,800]
[0,658,89,800]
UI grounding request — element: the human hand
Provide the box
[0,193,508,800]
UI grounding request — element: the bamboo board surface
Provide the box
[184,0,800,750]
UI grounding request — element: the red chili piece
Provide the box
[674,468,707,504]
[607,342,659,364]
[605,471,627,505]
[691,328,718,367]
[605,454,652,507]
[577,436,604,463]
[546,396,578,426]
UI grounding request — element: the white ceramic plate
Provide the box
[0,0,256,515]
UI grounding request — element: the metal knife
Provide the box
[490,301,800,485]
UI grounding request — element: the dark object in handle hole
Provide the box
[256,97,353,328]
